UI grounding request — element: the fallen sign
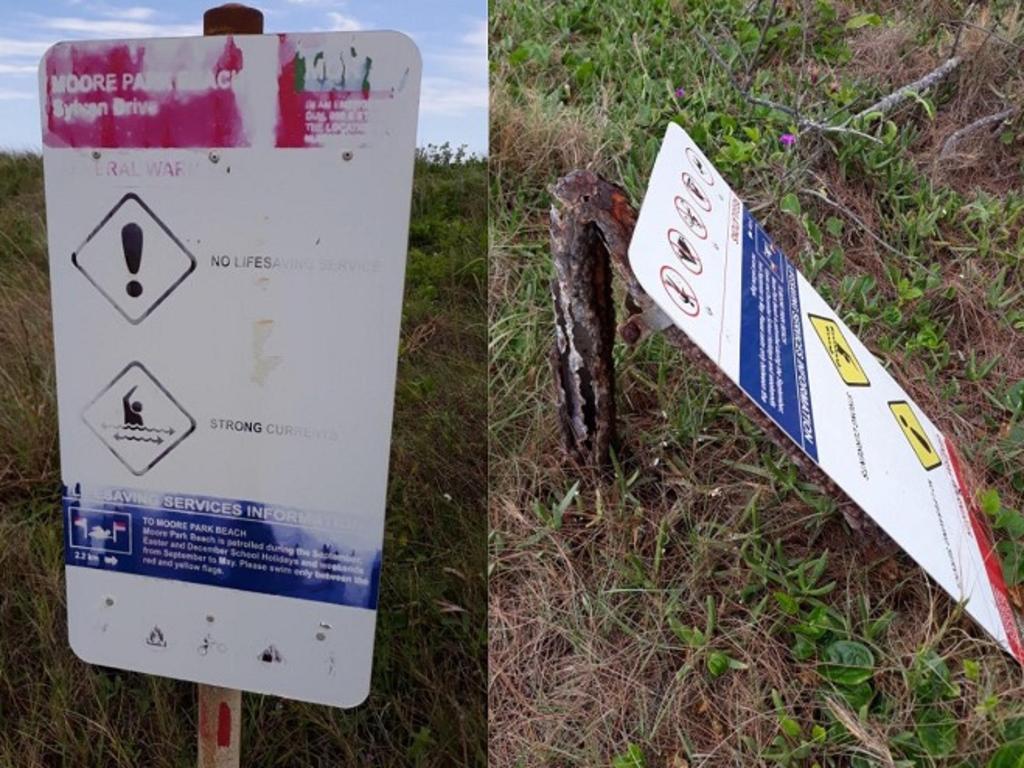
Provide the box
[626,123,1023,661]
[41,29,421,707]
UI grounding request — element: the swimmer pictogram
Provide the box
[82,361,195,476]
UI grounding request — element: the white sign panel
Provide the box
[629,123,1024,661]
[40,31,421,706]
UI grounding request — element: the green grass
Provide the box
[489,1,1024,766]
[0,147,487,767]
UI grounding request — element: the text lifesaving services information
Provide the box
[64,484,381,609]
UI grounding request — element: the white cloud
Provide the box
[326,11,364,31]
[414,16,486,118]
[460,18,486,50]
[420,76,487,117]
[0,88,35,100]
[0,64,39,74]
[38,17,201,38]
[103,7,157,21]
[0,39,58,58]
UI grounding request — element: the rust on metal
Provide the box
[203,3,264,35]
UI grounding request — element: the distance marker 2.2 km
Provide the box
[82,362,196,476]
[73,193,197,325]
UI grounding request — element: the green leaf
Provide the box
[1003,720,1024,741]
[825,216,844,237]
[845,12,882,30]
[836,681,874,710]
[706,651,747,677]
[508,45,530,66]
[981,489,1003,517]
[612,743,647,768]
[780,193,802,217]
[574,59,596,87]
[963,658,981,682]
[669,618,706,648]
[916,707,957,757]
[911,649,958,702]
[820,640,875,685]
[1005,717,1024,743]
[779,714,801,739]
[805,218,823,247]
[989,743,1024,768]
[774,591,800,615]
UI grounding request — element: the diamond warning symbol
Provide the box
[808,314,870,387]
[889,400,942,471]
[82,362,195,476]
[73,193,196,325]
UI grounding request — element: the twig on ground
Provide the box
[746,0,778,85]
[950,2,978,57]
[941,105,1020,156]
[849,56,963,122]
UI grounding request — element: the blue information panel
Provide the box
[64,484,381,610]
[738,209,818,462]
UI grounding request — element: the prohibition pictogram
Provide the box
[686,146,715,186]
[681,171,712,212]
[667,228,703,274]
[660,265,700,317]
[674,196,708,240]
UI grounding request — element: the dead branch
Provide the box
[941,105,1020,156]
[849,56,963,123]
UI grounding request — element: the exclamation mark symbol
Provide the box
[122,222,143,298]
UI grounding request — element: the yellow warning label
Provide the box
[889,400,942,470]
[808,314,870,386]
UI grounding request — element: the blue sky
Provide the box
[0,0,486,153]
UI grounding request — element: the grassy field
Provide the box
[0,147,487,767]
[490,1,1024,766]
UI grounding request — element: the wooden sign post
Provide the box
[196,7,263,762]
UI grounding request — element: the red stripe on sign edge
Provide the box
[217,701,232,748]
[944,436,1024,663]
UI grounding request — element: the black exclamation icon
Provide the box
[122,222,143,298]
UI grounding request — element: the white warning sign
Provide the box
[42,31,422,707]
[629,123,1024,662]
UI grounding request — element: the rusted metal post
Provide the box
[198,7,261,768]
[548,171,668,466]
[548,169,882,536]
[203,3,264,35]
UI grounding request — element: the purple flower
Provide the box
[779,133,796,146]
[674,86,686,99]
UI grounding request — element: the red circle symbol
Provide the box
[681,171,712,212]
[674,196,708,239]
[667,228,702,275]
[660,265,700,317]
[686,146,715,186]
